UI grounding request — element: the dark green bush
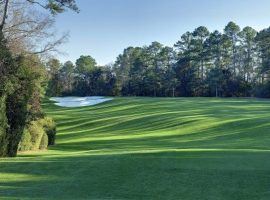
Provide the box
[254,82,270,98]
[0,96,8,156]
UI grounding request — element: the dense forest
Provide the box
[48,22,270,98]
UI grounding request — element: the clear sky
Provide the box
[54,0,270,65]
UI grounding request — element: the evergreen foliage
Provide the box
[18,117,56,152]
[46,22,270,98]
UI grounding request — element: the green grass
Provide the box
[1,97,270,200]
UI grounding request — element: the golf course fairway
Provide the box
[1,97,270,200]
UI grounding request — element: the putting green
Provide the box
[1,97,270,200]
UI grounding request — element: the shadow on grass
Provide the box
[2,97,270,199]
[51,115,270,153]
[1,150,270,200]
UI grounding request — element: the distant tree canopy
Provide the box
[46,56,117,97]
[47,22,270,98]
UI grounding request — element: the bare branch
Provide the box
[0,0,9,32]
[1,0,75,57]
[26,0,46,9]
[29,32,69,55]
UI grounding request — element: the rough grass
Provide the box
[1,97,270,200]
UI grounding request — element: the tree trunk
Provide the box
[0,0,9,32]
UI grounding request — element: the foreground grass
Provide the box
[1,97,270,200]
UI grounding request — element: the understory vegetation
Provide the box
[0,0,77,157]
[0,36,57,157]
[1,98,270,199]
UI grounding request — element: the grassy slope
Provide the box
[1,97,270,200]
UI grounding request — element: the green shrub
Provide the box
[18,117,57,152]
[18,129,32,151]
[28,121,45,150]
[19,120,47,151]
[41,117,56,146]
[39,133,48,150]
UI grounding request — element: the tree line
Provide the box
[48,22,270,98]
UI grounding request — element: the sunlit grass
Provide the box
[1,97,270,199]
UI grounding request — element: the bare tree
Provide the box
[0,0,9,32]
[0,0,77,56]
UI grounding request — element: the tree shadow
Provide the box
[1,150,270,199]
[2,97,270,199]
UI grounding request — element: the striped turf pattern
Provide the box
[1,97,270,200]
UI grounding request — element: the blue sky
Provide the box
[55,0,270,65]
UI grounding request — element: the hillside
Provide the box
[1,98,270,199]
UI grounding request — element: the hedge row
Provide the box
[18,117,56,152]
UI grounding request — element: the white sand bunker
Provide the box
[50,96,113,108]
